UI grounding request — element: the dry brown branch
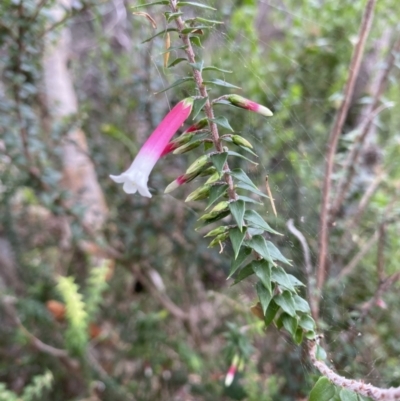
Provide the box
[317,0,377,294]
[286,219,318,321]
[330,36,400,218]
[308,339,400,400]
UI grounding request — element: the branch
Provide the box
[317,0,377,290]
[330,36,400,218]
[286,219,318,321]
[308,339,400,401]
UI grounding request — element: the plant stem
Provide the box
[169,0,237,201]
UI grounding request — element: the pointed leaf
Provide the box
[229,227,247,259]
[255,281,272,314]
[229,200,245,231]
[203,79,241,89]
[188,60,204,71]
[233,263,254,285]
[156,77,193,94]
[294,328,304,345]
[181,25,212,34]
[192,97,208,119]
[236,182,268,198]
[230,168,258,189]
[210,152,228,173]
[133,1,169,9]
[293,295,311,313]
[167,57,187,68]
[271,266,295,291]
[309,377,336,401]
[246,235,274,265]
[203,66,232,73]
[237,195,263,205]
[274,291,296,317]
[142,27,178,43]
[165,11,184,22]
[227,150,258,165]
[252,260,271,294]
[210,116,234,131]
[189,36,202,48]
[177,1,216,10]
[206,184,227,209]
[244,210,282,235]
[281,313,298,337]
[266,241,291,265]
[264,300,279,326]
[299,315,315,332]
[193,17,224,25]
[228,247,251,278]
[287,274,305,287]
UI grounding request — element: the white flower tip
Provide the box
[110,172,152,198]
[224,373,234,387]
[259,105,273,117]
[164,180,180,194]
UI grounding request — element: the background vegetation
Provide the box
[0,0,399,400]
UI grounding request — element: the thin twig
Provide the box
[286,219,318,321]
[330,36,400,218]
[308,339,400,401]
[317,0,377,293]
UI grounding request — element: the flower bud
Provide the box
[186,154,209,174]
[183,118,208,133]
[205,171,220,184]
[173,140,202,154]
[204,226,229,238]
[185,185,210,202]
[231,135,253,149]
[208,232,229,248]
[227,94,273,117]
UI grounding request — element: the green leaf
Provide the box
[227,150,258,165]
[252,260,272,294]
[281,313,298,337]
[228,247,251,278]
[256,282,272,314]
[203,66,232,73]
[264,300,279,326]
[156,77,193,94]
[160,45,187,54]
[299,315,315,332]
[167,57,187,68]
[194,17,224,25]
[274,291,296,317]
[244,210,281,235]
[266,241,291,265]
[229,227,247,259]
[271,266,295,291]
[189,36,202,48]
[233,262,254,285]
[165,11,184,22]
[133,1,169,9]
[188,60,204,71]
[287,274,305,287]
[236,182,268,198]
[293,295,311,313]
[230,168,258,189]
[246,235,274,265]
[192,97,208,119]
[181,25,212,34]
[142,28,178,43]
[206,184,227,209]
[210,152,228,173]
[339,389,358,401]
[203,79,241,89]
[237,195,263,205]
[229,200,245,231]
[309,377,336,401]
[198,209,230,225]
[177,1,217,10]
[294,328,304,345]
[210,116,234,131]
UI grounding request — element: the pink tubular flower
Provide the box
[224,355,239,387]
[110,98,193,197]
[227,94,273,117]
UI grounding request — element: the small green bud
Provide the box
[200,166,217,177]
[208,232,230,248]
[198,209,230,222]
[173,140,202,154]
[185,185,210,202]
[210,201,229,213]
[184,118,208,133]
[232,135,253,149]
[204,226,229,238]
[171,132,194,147]
[205,171,221,184]
[186,154,210,174]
